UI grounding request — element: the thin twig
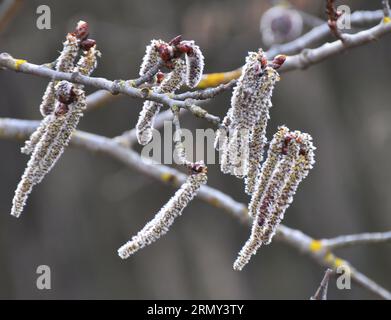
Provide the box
[52,9,387,111]
[1,117,390,300]
[173,80,236,100]
[311,268,333,300]
[383,0,391,18]
[199,9,385,88]
[85,89,118,111]
[2,20,390,122]
[0,53,221,125]
[281,21,391,72]
[321,231,391,250]
[131,59,164,87]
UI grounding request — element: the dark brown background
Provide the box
[0,0,390,299]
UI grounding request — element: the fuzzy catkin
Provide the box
[39,33,79,117]
[33,47,98,182]
[223,52,263,177]
[11,39,98,218]
[74,45,99,77]
[39,82,57,117]
[21,116,51,155]
[33,90,86,184]
[262,133,315,244]
[10,111,66,217]
[118,165,207,258]
[216,113,232,174]
[233,135,299,271]
[248,126,288,218]
[183,41,205,88]
[136,59,185,146]
[139,39,164,76]
[244,68,280,194]
[233,127,315,271]
[217,50,280,179]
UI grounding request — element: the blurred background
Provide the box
[0,0,390,299]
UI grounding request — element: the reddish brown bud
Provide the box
[74,20,89,41]
[56,82,76,105]
[156,43,173,62]
[54,103,69,116]
[156,71,165,84]
[168,35,182,46]
[270,54,286,69]
[260,55,268,69]
[281,133,295,155]
[80,38,96,51]
[176,43,194,55]
[190,161,207,174]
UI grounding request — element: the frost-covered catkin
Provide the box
[248,126,288,218]
[183,41,204,88]
[217,50,279,178]
[136,59,185,145]
[139,39,165,76]
[34,47,98,181]
[233,127,315,271]
[118,162,207,258]
[39,82,56,117]
[11,35,98,218]
[39,33,79,116]
[244,67,280,194]
[233,133,299,271]
[216,113,232,174]
[21,116,51,155]
[33,89,86,184]
[23,33,80,155]
[10,109,67,217]
[262,133,315,244]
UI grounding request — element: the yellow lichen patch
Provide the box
[14,59,27,70]
[333,257,346,268]
[324,252,336,265]
[309,240,323,252]
[160,172,176,184]
[208,197,221,208]
[197,68,242,89]
[383,16,391,24]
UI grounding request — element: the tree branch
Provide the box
[198,9,388,88]
[321,231,391,250]
[282,20,391,72]
[0,117,390,299]
[80,9,386,110]
[0,53,221,125]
